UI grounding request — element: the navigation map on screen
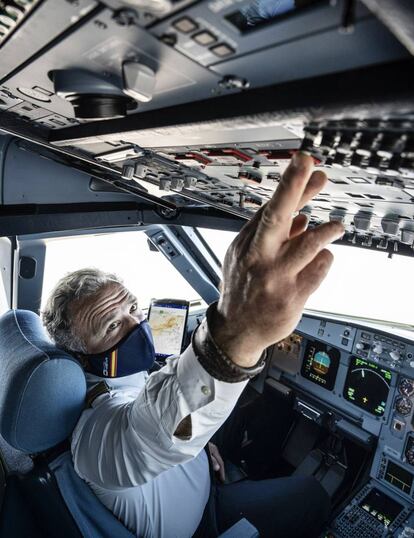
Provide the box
[148,303,188,358]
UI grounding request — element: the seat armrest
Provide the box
[218,518,259,538]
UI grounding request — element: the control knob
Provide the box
[399,379,414,397]
[354,212,372,233]
[399,527,414,538]
[381,215,400,236]
[372,343,383,354]
[329,209,346,224]
[390,350,401,362]
[356,342,370,351]
[395,396,412,416]
[401,228,414,245]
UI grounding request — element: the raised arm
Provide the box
[71,153,344,489]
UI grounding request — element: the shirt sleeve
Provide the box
[71,344,248,489]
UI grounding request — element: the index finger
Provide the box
[252,153,315,254]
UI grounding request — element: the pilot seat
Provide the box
[0,309,258,538]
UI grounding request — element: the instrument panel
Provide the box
[267,314,414,431]
[268,313,414,517]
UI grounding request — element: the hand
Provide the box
[208,442,226,482]
[210,152,344,367]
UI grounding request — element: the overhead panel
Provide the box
[0,7,221,127]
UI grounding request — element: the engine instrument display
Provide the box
[384,460,414,495]
[301,340,340,390]
[360,487,403,526]
[344,357,391,417]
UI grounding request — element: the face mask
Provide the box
[83,320,156,378]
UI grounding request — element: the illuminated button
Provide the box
[173,16,199,34]
[210,43,235,58]
[192,30,217,46]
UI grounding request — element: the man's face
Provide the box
[70,283,144,354]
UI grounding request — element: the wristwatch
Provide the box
[192,302,267,383]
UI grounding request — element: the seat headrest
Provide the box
[0,310,86,454]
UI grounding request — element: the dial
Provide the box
[399,378,414,398]
[395,396,413,416]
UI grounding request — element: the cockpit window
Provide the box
[41,231,202,312]
[199,228,414,329]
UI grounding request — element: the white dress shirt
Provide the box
[71,344,248,537]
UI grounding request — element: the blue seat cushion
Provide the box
[49,451,135,538]
[0,310,86,453]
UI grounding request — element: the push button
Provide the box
[173,16,199,34]
[201,385,211,396]
[192,30,217,46]
[210,43,235,58]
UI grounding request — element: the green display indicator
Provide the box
[343,357,392,417]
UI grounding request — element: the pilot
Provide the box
[42,153,343,538]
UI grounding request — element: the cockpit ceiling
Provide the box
[0,0,413,252]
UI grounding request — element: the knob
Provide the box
[381,215,400,236]
[159,178,171,191]
[135,164,147,179]
[372,343,383,354]
[399,526,414,538]
[354,212,372,233]
[390,350,401,362]
[171,178,184,191]
[356,342,370,351]
[329,210,346,224]
[184,176,197,188]
[401,229,414,245]
[121,163,135,180]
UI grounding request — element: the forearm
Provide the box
[72,343,248,489]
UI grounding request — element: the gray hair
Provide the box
[42,268,123,353]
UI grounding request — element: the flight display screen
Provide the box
[359,488,403,527]
[300,340,340,390]
[384,460,413,495]
[225,0,324,34]
[344,357,391,417]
